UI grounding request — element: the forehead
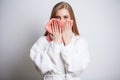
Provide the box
[55,8,70,16]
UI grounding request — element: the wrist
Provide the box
[53,40,61,44]
[64,40,70,46]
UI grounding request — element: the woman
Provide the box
[30,1,90,80]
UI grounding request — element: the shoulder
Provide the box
[34,36,49,45]
[37,36,47,43]
[32,36,48,48]
[74,34,88,43]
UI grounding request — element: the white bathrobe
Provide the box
[30,33,90,80]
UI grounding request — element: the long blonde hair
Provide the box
[44,1,79,36]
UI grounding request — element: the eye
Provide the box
[64,16,69,19]
[54,16,61,20]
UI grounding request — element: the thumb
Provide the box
[50,34,53,40]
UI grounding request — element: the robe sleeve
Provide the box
[30,37,61,74]
[61,36,90,74]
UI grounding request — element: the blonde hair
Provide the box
[45,1,79,36]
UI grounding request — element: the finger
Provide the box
[51,21,54,34]
[62,23,65,33]
[69,20,72,32]
[57,21,60,34]
[63,20,67,32]
[55,21,59,32]
[67,20,71,31]
[66,20,68,30]
[50,34,53,40]
[67,20,70,30]
[65,21,68,31]
[59,27,62,34]
[62,23,64,33]
[53,21,57,33]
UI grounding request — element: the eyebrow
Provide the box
[54,15,69,18]
[54,16,60,18]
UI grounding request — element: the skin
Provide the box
[51,8,73,46]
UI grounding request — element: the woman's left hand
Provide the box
[62,20,73,46]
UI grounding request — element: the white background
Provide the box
[0,0,120,80]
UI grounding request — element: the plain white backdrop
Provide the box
[0,0,120,80]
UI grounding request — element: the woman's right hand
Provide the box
[51,21,62,44]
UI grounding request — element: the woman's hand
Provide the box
[51,21,62,44]
[62,21,73,46]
